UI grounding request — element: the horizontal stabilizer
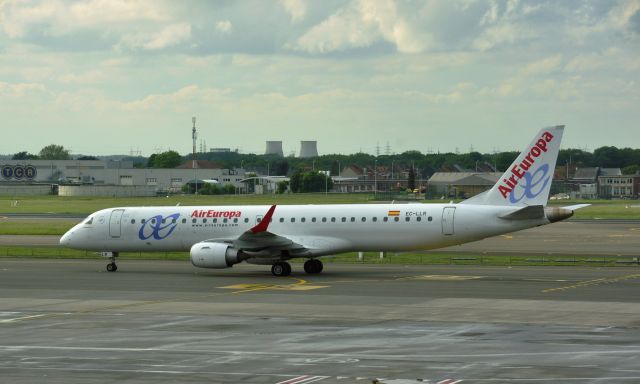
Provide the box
[499,205,545,220]
[562,204,591,211]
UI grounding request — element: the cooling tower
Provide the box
[265,141,283,156]
[299,141,318,158]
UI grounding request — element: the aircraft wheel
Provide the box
[304,259,323,274]
[271,262,291,277]
[106,262,118,272]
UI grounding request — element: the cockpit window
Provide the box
[84,216,93,225]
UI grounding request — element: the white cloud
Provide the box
[117,23,192,51]
[0,0,169,38]
[215,20,232,34]
[280,0,306,23]
[606,0,640,30]
[58,70,105,84]
[293,0,429,54]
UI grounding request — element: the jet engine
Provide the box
[190,242,243,269]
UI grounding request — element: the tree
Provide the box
[289,170,332,193]
[12,151,38,160]
[330,160,340,176]
[39,144,71,160]
[622,165,640,175]
[150,151,182,168]
[408,167,416,191]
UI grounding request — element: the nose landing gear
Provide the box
[102,252,119,272]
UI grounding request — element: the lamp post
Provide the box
[374,159,377,196]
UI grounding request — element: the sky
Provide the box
[0,0,638,157]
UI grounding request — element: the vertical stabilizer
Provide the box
[461,125,564,206]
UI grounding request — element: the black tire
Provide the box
[304,259,323,274]
[106,263,117,272]
[283,262,291,276]
[272,262,291,277]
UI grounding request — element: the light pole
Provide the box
[192,116,198,195]
[374,159,377,196]
[325,170,328,195]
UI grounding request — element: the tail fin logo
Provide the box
[498,131,555,200]
[508,163,551,203]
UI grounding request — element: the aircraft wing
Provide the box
[205,205,307,254]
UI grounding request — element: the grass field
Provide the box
[0,246,637,267]
[1,194,638,220]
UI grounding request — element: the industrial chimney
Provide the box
[265,141,283,156]
[299,141,318,158]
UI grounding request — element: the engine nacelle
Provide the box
[190,242,242,269]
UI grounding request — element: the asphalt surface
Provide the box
[1,259,640,383]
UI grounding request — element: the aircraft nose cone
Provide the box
[60,231,72,246]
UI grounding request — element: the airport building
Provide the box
[0,159,246,196]
[427,172,502,199]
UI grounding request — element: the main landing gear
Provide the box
[103,252,118,272]
[271,261,291,277]
[304,259,323,274]
[270,259,324,276]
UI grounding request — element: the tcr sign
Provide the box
[1,165,37,180]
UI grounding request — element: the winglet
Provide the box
[250,205,276,233]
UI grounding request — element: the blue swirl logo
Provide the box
[139,213,180,240]
[509,164,551,203]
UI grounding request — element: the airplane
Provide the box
[60,125,588,276]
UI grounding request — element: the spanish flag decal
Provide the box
[388,210,400,216]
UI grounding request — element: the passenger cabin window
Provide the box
[192,218,196,223]
[244,218,249,223]
[394,217,400,222]
[372,217,377,222]
[341,217,346,222]
[331,217,336,222]
[350,217,355,222]
[312,217,316,223]
[233,218,238,223]
[428,216,433,221]
[131,219,135,224]
[405,217,410,222]
[416,217,422,222]
[383,217,388,222]
[182,218,186,223]
[291,218,296,223]
[361,217,366,222]
[322,217,327,222]
[223,219,228,223]
[203,218,207,223]
[301,218,306,223]
[279,218,284,223]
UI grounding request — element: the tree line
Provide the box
[10,144,640,176]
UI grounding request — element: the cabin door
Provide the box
[109,209,124,238]
[441,207,455,235]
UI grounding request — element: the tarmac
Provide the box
[1,258,640,383]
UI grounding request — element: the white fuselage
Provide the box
[60,203,549,256]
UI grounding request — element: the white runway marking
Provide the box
[2,345,640,359]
